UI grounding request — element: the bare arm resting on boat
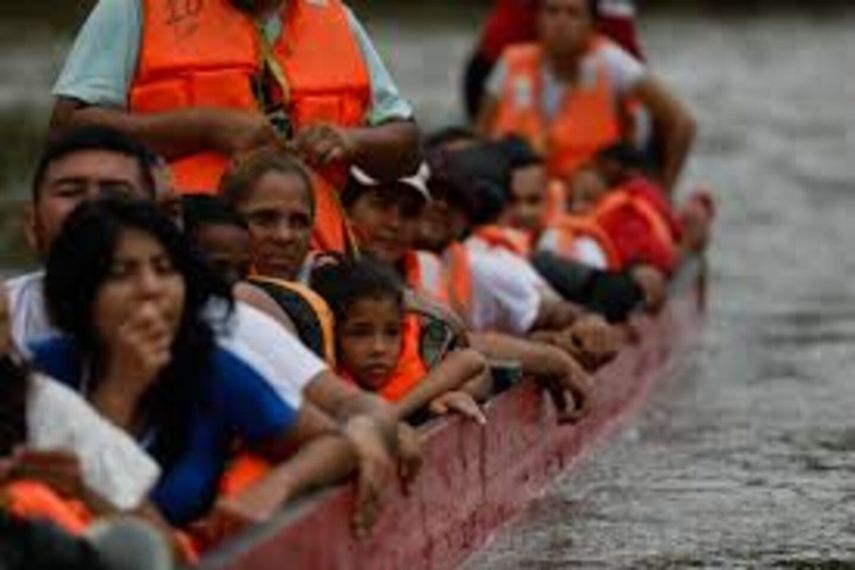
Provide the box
[470,332,593,423]
[206,402,365,538]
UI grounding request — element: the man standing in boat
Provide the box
[464,0,646,120]
[48,0,421,254]
[476,0,695,196]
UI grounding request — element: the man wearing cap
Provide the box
[49,0,420,254]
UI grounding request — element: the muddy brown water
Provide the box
[1,4,855,568]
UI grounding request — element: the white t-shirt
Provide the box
[6,271,323,410]
[27,374,161,511]
[462,237,549,336]
[536,229,610,270]
[486,38,647,120]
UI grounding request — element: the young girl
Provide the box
[312,259,487,424]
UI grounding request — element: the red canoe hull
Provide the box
[205,265,706,570]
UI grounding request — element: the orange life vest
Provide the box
[537,214,621,270]
[473,225,533,258]
[130,0,371,253]
[490,37,622,179]
[2,481,93,535]
[351,252,438,404]
[443,242,474,324]
[375,314,427,403]
[402,251,451,305]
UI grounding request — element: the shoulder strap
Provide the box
[248,276,337,365]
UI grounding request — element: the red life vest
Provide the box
[130,0,371,253]
[593,183,679,274]
[489,38,622,180]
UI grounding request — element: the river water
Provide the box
[2,4,855,568]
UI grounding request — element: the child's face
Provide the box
[338,296,403,392]
[568,166,609,215]
[505,164,548,232]
[193,223,252,284]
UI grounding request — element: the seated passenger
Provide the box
[340,165,491,406]
[182,195,251,285]
[218,149,344,363]
[30,198,357,533]
[313,259,487,424]
[431,142,622,352]
[566,145,714,307]
[8,127,400,534]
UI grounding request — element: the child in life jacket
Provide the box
[312,259,488,425]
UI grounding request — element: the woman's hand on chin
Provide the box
[105,302,173,392]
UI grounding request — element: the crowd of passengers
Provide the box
[0,0,715,567]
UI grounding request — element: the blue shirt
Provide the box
[30,336,299,526]
[53,0,413,125]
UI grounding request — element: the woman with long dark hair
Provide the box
[30,197,356,529]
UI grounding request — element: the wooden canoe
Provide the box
[203,259,707,570]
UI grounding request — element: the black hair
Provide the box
[496,135,544,170]
[0,356,30,456]
[44,196,233,465]
[424,126,479,152]
[426,142,512,227]
[181,195,248,237]
[311,258,404,327]
[596,143,647,170]
[33,126,157,202]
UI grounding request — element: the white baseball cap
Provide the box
[350,162,431,202]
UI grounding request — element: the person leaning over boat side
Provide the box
[48,0,420,254]
[476,0,695,196]
[28,197,361,535]
[6,127,399,535]
[342,157,593,421]
[464,0,646,120]
[495,137,649,321]
[214,150,425,495]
